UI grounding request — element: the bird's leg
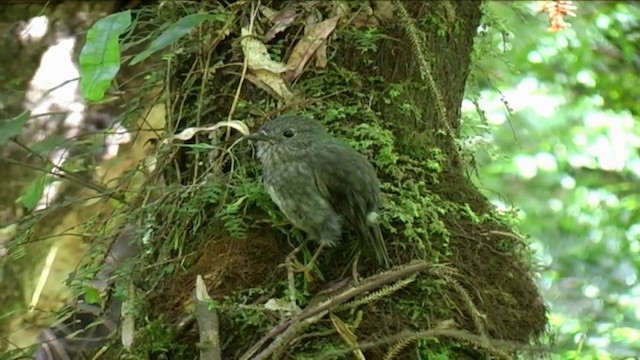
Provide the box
[290,243,325,284]
[282,240,309,310]
[352,251,361,285]
[339,249,362,285]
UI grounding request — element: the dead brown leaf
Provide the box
[285,16,340,82]
[315,41,328,68]
[259,5,277,22]
[333,1,352,19]
[373,1,395,24]
[351,4,380,28]
[263,8,298,43]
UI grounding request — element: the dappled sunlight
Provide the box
[466,1,640,357]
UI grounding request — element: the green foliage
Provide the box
[217,194,250,239]
[340,27,390,59]
[130,12,228,65]
[128,317,184,358]
[467,1,640,358]
[79,10,132,101]
[0,111,30,146]
[350,123,398,167]
[224,291,269,328]
[19,174,48,210]
[417,341,460,360]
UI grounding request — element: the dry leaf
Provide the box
[352,4,379,28]
[255,69,295,102]
[169,120,250,142]
[373,0,395,24]
[315,41,328,68]
[313,13,329,68]
[330,313,366,360]
[333,1,352,19]
[264,298,301,314]
[241,27,289,73]
[259,5,278,22]
[240,27,295,101]
[286,16,339,82]
[264,8,298,42]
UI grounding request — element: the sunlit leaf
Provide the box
[79,10,132,102]
[130,13,223,65]
[0,111,30,147]
[330,313,365,360]
[472,2,640,357]
[83,286,102,305]
[20,175,48,211]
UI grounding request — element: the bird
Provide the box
[245,114,390,276]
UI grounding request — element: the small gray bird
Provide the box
[245,114,390,268]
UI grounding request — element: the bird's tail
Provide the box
[365,213,390,268]
[370,223,390,268]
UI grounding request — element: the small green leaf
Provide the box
[0,111,31,147]
[130,13,222,65]
[79,10,132,102]
[20,175,48,210]
[83,286,102,305]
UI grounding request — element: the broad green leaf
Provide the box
[20,175,48,210]
[130,13,221,65]
[0,111,30,147]
[79,10,132,102]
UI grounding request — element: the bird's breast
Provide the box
[261,159,330,229]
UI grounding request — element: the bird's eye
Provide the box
[283,129,295,138]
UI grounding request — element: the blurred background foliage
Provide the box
[465,1,640,359]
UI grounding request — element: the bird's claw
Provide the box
[280,243,325,311]
[290,257,316,283]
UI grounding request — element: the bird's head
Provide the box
[245,115,329,163]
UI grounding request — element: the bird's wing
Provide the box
[310,144,390,267]
[311,142,390,267]
[311,143,376,232]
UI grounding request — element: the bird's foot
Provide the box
[289,257,315,284]
[279,243,325,311]
[290,244,325,284]
[281,242,306,311]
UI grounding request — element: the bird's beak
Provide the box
[244,130,270,142]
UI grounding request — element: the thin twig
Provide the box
[317,328,520,360]
[1,157,126,203]
[227,1,260,134]
[195,275,222,360]
[241,261,432,360]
